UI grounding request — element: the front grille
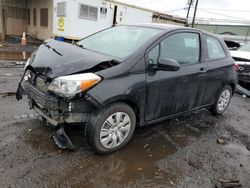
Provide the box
[26,83,59,110]
[35,76,50,93]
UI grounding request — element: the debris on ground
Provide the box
[186,159,202,169]
[169,181,174,185]
[16,61,26,65]
[217,138,226,145]
[215,179,242,188]
[246,144,250,152]
[0,92,16,97]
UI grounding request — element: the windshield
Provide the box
[77,26,162,60]
[239,43,250,52]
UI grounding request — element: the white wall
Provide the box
[116,5,152,25]
[53,0,153,40]
[54,0,114,39]
[28,0,53,40]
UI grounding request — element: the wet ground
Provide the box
[0,62,250,188]
[0,51,30,61]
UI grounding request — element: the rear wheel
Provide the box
[86,103,136,154]
[210,85,232,115]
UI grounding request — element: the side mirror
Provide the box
[155,57,180,71]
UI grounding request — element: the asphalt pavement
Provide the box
[0,61,250,188]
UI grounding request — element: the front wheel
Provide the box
[209,85,232,115]
[86,103,136,154]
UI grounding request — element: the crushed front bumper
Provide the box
[16,70,98,150]
[18,80,95,126]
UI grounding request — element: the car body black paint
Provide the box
[17,24,237,128]
[29,39,117,78]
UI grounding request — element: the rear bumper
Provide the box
[21,82,95,126]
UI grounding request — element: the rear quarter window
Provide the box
[206,36,226,61]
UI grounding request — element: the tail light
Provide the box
[234,63,239,71]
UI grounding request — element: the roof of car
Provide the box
[133,23,183,29]
[127,23,195,31]
[121,23,222,39]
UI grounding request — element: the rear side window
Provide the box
[206,36,226,60]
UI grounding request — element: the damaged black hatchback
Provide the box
[17,24,237,154]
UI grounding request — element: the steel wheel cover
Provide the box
[100,112,131,149]
[217,89,231,112]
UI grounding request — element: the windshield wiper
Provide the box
[43,42,63,56]
[45,44,63,56]
[75,43,85,49]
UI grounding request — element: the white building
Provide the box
[0,0,186,41]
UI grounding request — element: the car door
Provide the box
[145,31,208,122]
[198,34,229,106]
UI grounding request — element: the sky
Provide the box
[117,0,250,25]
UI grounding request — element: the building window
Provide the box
[57,2,67,17]
[100,7,107,18]
[40,8,48,27]
[27,9,30,25]
[33,8,36,26]
[7,7,26,19]
[100,7,107,15]
[79,4,98,20]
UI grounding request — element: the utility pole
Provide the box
[186,0,193,25]
[191,0,199,28]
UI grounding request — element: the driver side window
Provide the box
[160,32,200,65]
[147,32,200,66]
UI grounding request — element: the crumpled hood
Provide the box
[29,39,114,78]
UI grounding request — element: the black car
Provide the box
[17,24,237,154]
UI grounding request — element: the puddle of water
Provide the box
[0,51,30,60]
[54,117,212,186]
[23,110,215,187]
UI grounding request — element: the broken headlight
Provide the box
[48,73,101,97]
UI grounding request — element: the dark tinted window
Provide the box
[40,8,48,27]
[27,9,30,25]
[160,32,200,65]
[206,36,226,60]
[33,8,36,26]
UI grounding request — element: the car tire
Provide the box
[210,85,232,116]
[86,102,136,154]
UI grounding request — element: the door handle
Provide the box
[199,67,207,73]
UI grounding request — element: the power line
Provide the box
[125,0,157,3]
[195,17,250,24]
[198,8,250,21]
[197,7,250,13]
[165,8,185,13]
